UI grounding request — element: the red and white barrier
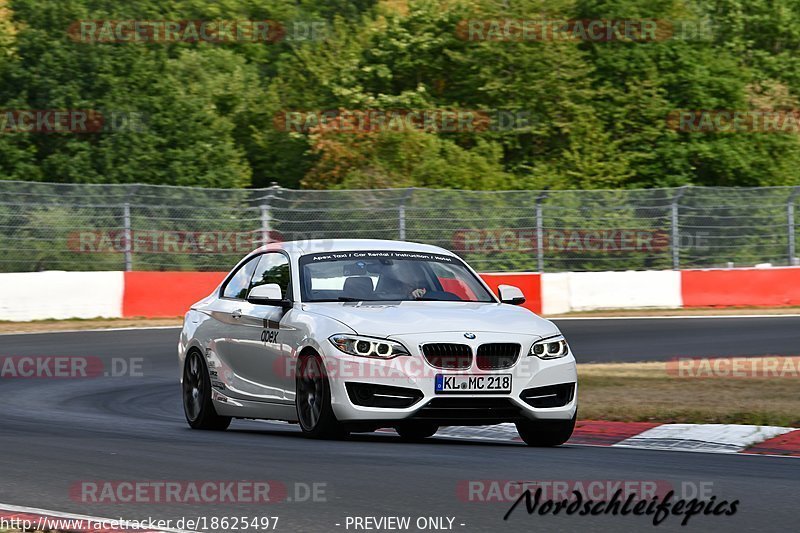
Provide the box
[541,271,682,315]
[122,271,227,318]
[0,271,124,321]
[478,272,541,314]
[681,267,800,307]
[2,267,800,321]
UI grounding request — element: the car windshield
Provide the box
[299,250,496,303]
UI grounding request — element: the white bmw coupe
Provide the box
[179,239,577,446]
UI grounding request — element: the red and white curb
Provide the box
[265,420,800,456]
[434,421,800,456]
[0,503,193,533]
[611,423,794,453]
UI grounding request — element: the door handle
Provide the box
[232,309,242,319]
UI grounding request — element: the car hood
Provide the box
[302,301,559,337]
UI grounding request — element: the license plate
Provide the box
[435,374,512,393]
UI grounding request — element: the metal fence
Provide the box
[0,180,798,273]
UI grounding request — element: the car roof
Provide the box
[251,238,455,257]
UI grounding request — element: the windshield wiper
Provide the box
[337,296,364,302]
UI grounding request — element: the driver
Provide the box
[377,274,428,299]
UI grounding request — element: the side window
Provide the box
[250,253,291,299]
[222,257,259,300]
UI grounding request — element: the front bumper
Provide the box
[322,331,578,425]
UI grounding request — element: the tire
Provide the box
[295,353,347,439]
[515,414,576,447]
[182,351,231,431]
[395,422,439,441]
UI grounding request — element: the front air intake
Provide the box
[345,382,423,408]
[520,383,575,408]
[476,343,520,370]
[412,397,525,423]
[421,343,472,370]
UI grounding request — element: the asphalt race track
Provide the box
[1,317,799,532]
[554,315,800,362]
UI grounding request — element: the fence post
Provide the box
[671,186,688,270]
[260,203,271,246]
[535,192,548,273]
[260,183,280,245]
[399,188,414,241]
[789,187,800,265]
[122,202,132,272]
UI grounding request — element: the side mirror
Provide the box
[498,284,526,305]
[247,283,291,308]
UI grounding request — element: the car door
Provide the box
[225,252,295,404]
[203,255,279,402]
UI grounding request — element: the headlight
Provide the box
[529,335,569,359]
[329,335,410,359]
